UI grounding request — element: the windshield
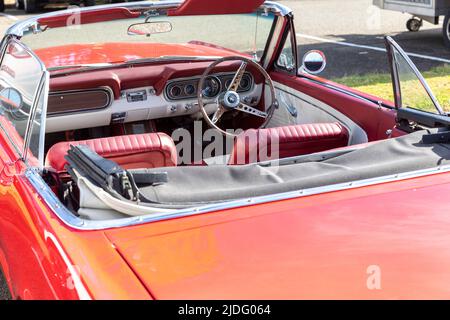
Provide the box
[21,11,276,69]
[0,40,46,164]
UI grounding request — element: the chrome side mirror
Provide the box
[300,50,327,75]
[0,87,23,113]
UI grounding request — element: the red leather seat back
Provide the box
[229,123,349,165]
[45,132,177,171]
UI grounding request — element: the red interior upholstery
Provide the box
[270,72,399,141]
[229,123,349,165]
[45,133,177,171]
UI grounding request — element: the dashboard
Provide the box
[45,69,262,133]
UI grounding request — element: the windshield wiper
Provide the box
[122,55,222,66]
[48,63,114,72]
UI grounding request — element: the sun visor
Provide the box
[38,8,141,28]
[168,0,265,16]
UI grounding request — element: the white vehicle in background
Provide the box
[13,0,96,13]
[373,0,450,47]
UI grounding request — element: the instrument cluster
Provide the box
[165,72,254,101]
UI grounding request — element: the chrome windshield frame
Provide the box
[6,1,292,38]
[0,37,49,166]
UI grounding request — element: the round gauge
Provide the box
[224,79,233,90]
[239,76,251,91]
[185,84,196,96]
[202,76,221,98]
[169,85,182,98]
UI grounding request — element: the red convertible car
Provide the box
[0,0,450,300]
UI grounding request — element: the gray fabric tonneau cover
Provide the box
[135,129,450,206]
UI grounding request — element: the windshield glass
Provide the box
[21,11,276,69]
[0,40,45,164]
[392,47,444,114]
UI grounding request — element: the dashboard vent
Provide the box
[126,90,147,103]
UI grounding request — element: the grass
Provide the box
[332,65,450,113]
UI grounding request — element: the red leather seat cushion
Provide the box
[229,123,349,165]
[45,132,177,171]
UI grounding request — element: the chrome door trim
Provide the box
[25,163,450,231]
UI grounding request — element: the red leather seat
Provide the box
[229,123,349,165]
[45,132,177,171]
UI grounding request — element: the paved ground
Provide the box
[285,0,449,78]
[0,270,11,300]
[0,0,448,300]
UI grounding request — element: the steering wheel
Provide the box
[198,56,278,137]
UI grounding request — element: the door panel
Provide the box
[269,72,401,142]
[267,81,369,145]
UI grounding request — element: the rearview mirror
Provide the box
[127,21,173,36]
[300,50,326,75]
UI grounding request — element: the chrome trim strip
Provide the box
[263,1,292,16]
[0,38,47,163]
[6,1,292,37]
[11,38,48,165]
[37,71,49,168]
[0,35,24,158]
[43,230,92,300]
[385,36,444,114]
[26,163,450,231]
[6,2,180,37]
[262,16,286,69]
[22,72,47,163]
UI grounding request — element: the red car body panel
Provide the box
[0,1,446,300]
[105,172,450,299]
[3,138,450,299]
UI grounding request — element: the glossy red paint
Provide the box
[4,141,450,299]
[168,0,264,16]
[103,171,450,299]
[1,1,446,300]
[35,42,239,69]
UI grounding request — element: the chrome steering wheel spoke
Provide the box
[211,105,226,124]
[236,103,268,119]
[197,56,277,137]
[228,61,248,92]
